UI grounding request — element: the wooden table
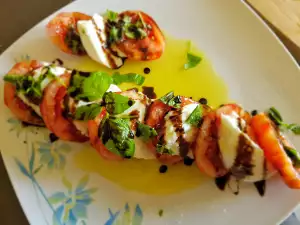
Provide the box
[0,1,299,225]
[247,0,300,64]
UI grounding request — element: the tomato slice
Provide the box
[88,108,123,160]
[40,72,88,142]
[4,60,44,126]
[145,97,196,164]
[46,12,91,55]
[115,10,165,61]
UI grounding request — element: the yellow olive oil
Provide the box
[73,35,229,195]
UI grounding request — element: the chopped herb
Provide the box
[186,105,202,127]
[184,53,202,70]
[124,28,137,39]
[109,26,120,43]
[105,10,119,22]
[112,72,145,85]
[158,209,164,217]
[103,92,135,115]
[167,95,181,108]
[74,72,113,101]
[123,15,131,25]
[74,104,102,121]
[100,116,135,158]
[138,12,146,28]
[136,122,157,141]
[156,144,174,155]
[266,107,300,135]
[284,146,300,168]
[160,91,175,104]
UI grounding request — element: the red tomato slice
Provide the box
[145,97,196,164]
[88,108,123,161]
[46,12,91,55]
[40,72,88,142]
[4,60,44,126]
[115,10,165,61]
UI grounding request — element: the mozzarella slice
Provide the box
[77,14,124,69]
[163,103,199,157]
[218,113,265,182]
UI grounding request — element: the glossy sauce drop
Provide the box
[73,34,229,195]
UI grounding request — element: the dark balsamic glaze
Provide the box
[254,159,267,197]
[142,86,157,99]
[52,58,64,66]
[49,133,59,143]
[143,67,151,74]
[215,173,231,191]
[159,165,168,173]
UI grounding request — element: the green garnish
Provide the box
[74,104,102,121]
[105,10,119,22]
[186,105,203,127]
[158,209,164,217]
[184,41,202,70]
[112,72,145,85]
[159,91,181,108]
[100,116,135,158]
[69,72,113,101]
[109,26,121,43]
[103,92,135,115]
[267,107,300,135]
[160,91,175,104]
[156,144,174,155]
[284,146,300,168]
[136,122,157,141]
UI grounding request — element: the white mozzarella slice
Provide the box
[218,113,266,182]
[77,14,124,69]
[17,93,41,116]
[134,137,156,159]
[73,120,89,137]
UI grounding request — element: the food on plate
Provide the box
[47,10,165,69]
[4,61,300,196]
[46,12,92,55]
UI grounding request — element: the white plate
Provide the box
[0,0,300,224]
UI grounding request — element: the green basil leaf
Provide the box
[136,122,157,141]
[184,53,202,70]
[101,117,135,158]
[123,15,131,25]
[286,124,300,135]
[112,72,145,85]
[74,104,102,121]
[267,107,283,125]
[105,10,119,22]
[160,91,174,104]
[186,105,202,126]
[109,26,120,43]
[156,144,174,155]
[77,72,113,101]
[103,92,135,114]
[284,146,300,168]
[167,95,181,108]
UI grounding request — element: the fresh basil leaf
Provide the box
[77,72,113,101]
[136,122,157,141]
[184,53,202,70]
[138,12,146,28]
[123,15,131,25]
[286,124,300,135]
[267,107,283,125]
[103,92,135,114]
[284,146,300,168]
[137,28,147,39]
[160,91,174,104]
[156,144,174,155]
[105,10,119,22]
[186,105,202,126]
[109,26,120,43]
[74,104,102,121]
[168,96,181,108]
[100,117,135,158]
[112,72,145,85]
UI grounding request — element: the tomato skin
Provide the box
[88,109,123,160]
[4,60,44,126]
[40,72,88,142]
[46,12,91,55]
[115,10,165,61]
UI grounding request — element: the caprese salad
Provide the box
[3,60,300,197]
[46,10,165,69]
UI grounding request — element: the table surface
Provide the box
[0,0,300,224]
